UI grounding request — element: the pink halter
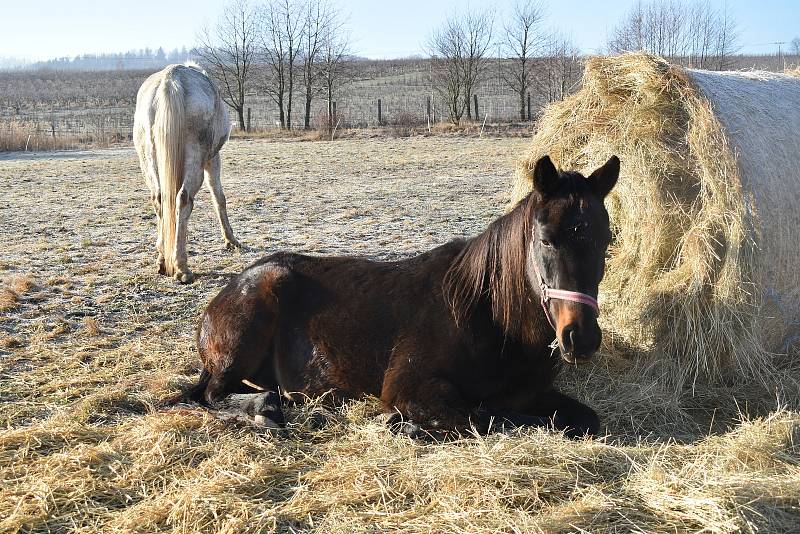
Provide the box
[529,240,600,331]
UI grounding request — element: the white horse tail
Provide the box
[153,72,185,276]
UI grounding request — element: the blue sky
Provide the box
[1,0,798,60]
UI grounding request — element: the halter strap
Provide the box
[530,240,600,331]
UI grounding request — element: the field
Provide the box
[0,59,550,151]
[1,136,798,532]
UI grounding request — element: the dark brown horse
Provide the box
[182,155,619,438]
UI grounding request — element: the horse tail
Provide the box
[153,71,185,276]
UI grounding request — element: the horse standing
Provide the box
[183,155,619,437]
[134,63,240,283]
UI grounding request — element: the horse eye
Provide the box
[541,239,553,248]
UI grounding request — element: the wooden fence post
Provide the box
[377,99,382,125]
[527,93,531,121]
[473,95,479,121]
[426,96,431,123]
[333,101,337,122]
[246,107,251,132]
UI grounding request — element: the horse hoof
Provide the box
[385,413,424,439]
[175,271,195,284]
[225,239,242,251]
[157,259,167,275]
[254,391,285,426]
[555,412,600,440]
[253,414,282,429]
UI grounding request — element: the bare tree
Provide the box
[537,35,580,104]
[195,0,258,131]
[426,15,467,124]
[607,0,645,54]
[714,1,739,69]
[501,0,546,120]
[300,0,333,129]
[260,0,304,130]
[685,0,718,68]
[461,8,494,121]
[790,37,800,68]
[427,8,492,124]
[607,0,739,70]
[319,16,353,135]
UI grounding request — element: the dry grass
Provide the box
[1,137,798,532]
[82,317,101,337]
[7,273,35,294]
[0,274,35,311]
[0,121,127,152]
[229,122,535,143]
[0,288,18,312]
[0,122,83,152]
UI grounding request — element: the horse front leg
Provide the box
[381,377,476,439]
[182,370,285,429]
[204,154,241,251]
[487,389,600,438]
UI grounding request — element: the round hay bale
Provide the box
[512,53,800,388]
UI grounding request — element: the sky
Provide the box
[1,0,798,61]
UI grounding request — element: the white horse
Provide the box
[134,63,240,283]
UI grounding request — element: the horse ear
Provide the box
[587,156,620,198]
[529,155,560,197]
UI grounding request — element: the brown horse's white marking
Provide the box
[134,63,240,283]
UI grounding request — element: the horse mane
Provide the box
[183,61,207,75]
[443,193,538,339]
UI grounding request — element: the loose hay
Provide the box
[1,395,798,533]
[512,53,800,390]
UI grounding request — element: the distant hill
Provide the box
[2,47,195,72]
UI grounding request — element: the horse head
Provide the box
[525,155,619,364]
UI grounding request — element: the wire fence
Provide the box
[0,69,556,148]
[0,112,133,151]
[0,89,538,147]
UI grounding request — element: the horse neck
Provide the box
[445,195,554,347]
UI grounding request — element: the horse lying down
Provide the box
[181,155,619,438]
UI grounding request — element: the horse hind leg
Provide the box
[151,193,166,275]
[178,370,285,429]
[195,264,287,422]
[137,131,167,274]
[172,146,204,283]
[204,154,241,251]
[218,391,285,428]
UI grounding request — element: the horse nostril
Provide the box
[562,325,576,351]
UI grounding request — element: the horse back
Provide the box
[135,64,229,156]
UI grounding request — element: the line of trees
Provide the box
[607,0,740,69]
[16,47,192,72]
[192,0,758,130]
[426,1,583,125]
[195,0,351,132]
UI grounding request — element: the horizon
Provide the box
[1,0,798,66]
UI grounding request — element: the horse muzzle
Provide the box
[558,321,601,365]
